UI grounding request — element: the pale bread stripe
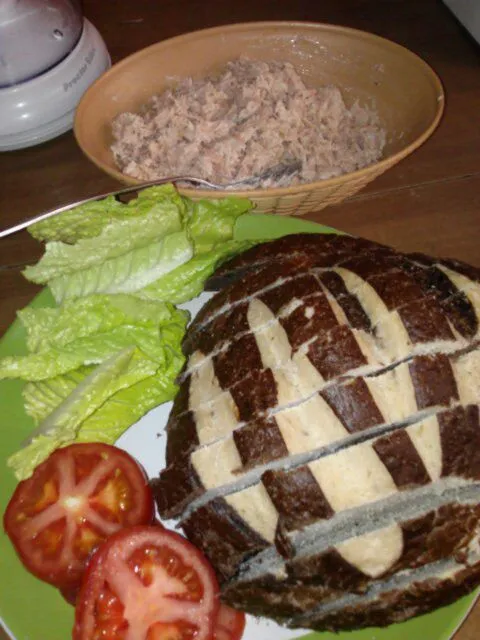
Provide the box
[177,337,475,430]
[439,265,480,311]
[230,477,480,587]
[186,329,479,515]
[187,351,239,445]
[184,325,479,523]
[189,296,472,478]
[191,437,278,544]
[183,405,452,521]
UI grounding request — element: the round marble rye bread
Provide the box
[152,233,480,632]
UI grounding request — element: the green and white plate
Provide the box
[0,214,477,640]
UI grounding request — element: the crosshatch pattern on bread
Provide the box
[152,233,480,632]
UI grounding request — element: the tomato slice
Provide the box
[214,604,246,640]
[3,443,154,590]
[74,525,220,640]
[59,583,80,606]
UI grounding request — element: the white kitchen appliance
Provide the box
[0,0,110,151]
[443,0,480,44]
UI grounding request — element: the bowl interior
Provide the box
[74,21,444,189]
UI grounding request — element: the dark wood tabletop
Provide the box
[0,1,479,639]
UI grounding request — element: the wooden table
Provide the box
[0,1,479,638]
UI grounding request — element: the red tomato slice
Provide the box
[74,525,220,640]
[59,584,80,606]
[3,443,154,590]
[214,604,246,640]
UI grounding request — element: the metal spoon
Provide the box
[0,160,302,239]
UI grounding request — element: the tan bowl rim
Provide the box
[74,20,445,199]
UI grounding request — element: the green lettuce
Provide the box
[75,373,177,444]
[24,186,252,305]
[12,373,177,482]
[6,296,187,479]
[21,360,178,457]
[2,184,254,479]
[47,231,193,303]
[137,239,253,304]
[9,348,155,480]
[186,196,253,254]
[23,368,93,424]
[1,296,188,380]
[19,294,182,353]
[24,186,187,284]
[29,196,125,243]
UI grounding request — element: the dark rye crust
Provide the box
[221,502,480,626]
[292,559,480,631]
[153,233,480,631]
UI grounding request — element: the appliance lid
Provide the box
[443,0,480,45]
[0,0,83,88]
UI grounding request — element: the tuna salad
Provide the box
[111,59,386,189]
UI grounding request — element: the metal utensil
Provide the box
[224,159,302,189]
[0,160,302,239]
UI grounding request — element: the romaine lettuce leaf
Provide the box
[3,185,255,480]
[0,329,162,380]
[186,196,253,254]
[47,231,192,303]
[1,296,188,380]
[25,189,252,304]
[19,294,185,353]
[15,317,186,478]
[22,363,179,453]
[23,368,93,424]
[29,184,186,243]
[23,186,187,283]
[8,347,156,480]
[75,373,177,445]
[29,196,125,243]
[137,239,254,303]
